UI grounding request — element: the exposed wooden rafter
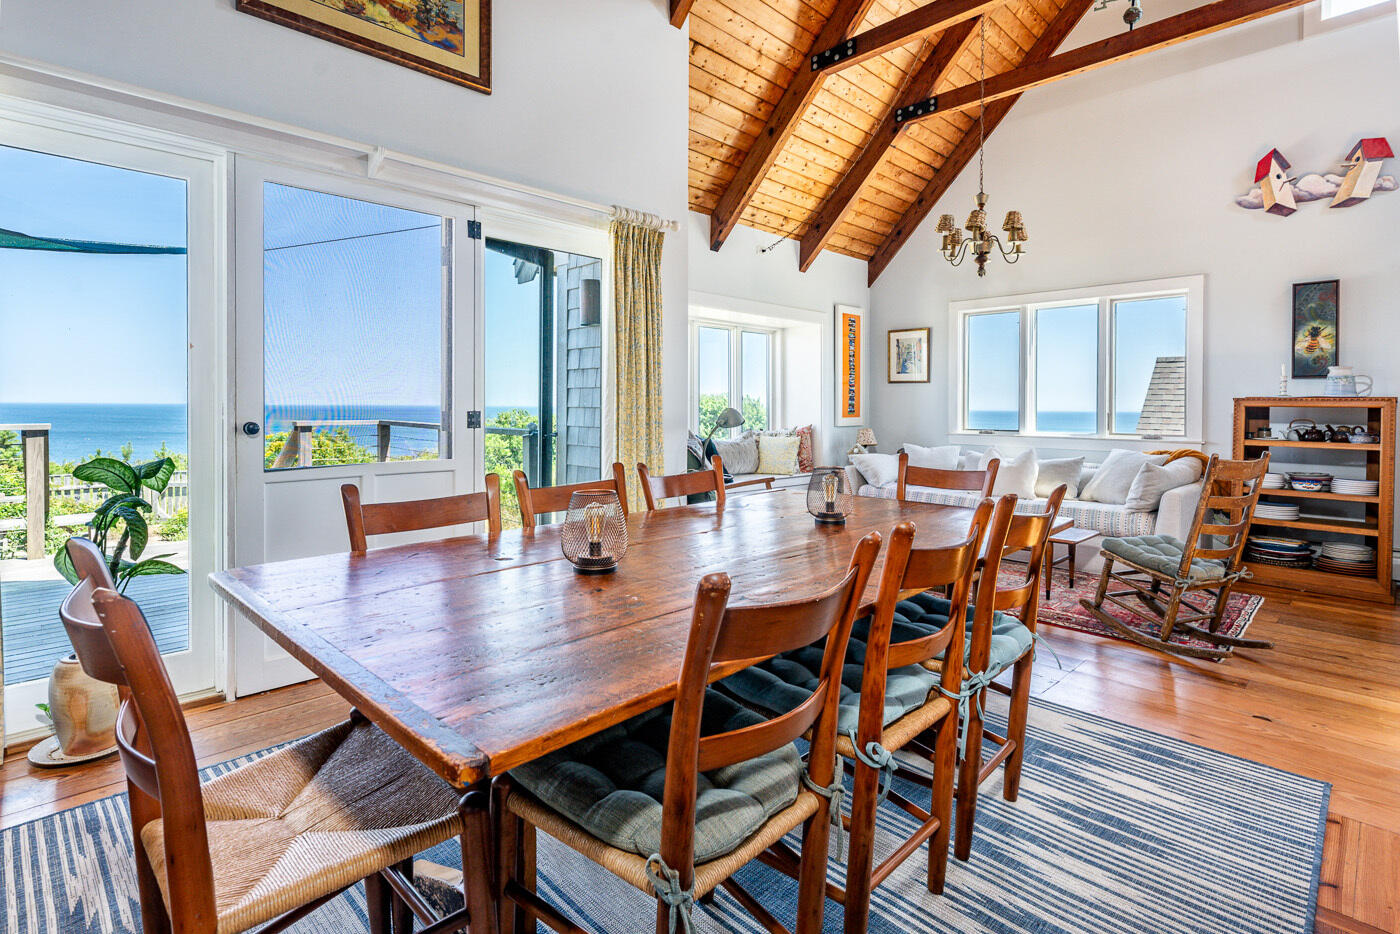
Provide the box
[797,18,980,272]
[865,0,1093,283]
[901,0,1313,125]
[707,0,1003,252]
[669,0,694,29]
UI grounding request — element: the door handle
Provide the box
[241,421,261,437]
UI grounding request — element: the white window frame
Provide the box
[689,319,781,436]
[949,275,1204,449]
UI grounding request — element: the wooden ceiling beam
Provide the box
[904,0,1311,123]
[866,0,1095,284]
[707,0,1005,252]
[798,18,980,271]
[669,0,695,28]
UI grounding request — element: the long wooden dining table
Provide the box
[209,488,979,934]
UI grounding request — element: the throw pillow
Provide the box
[851,452,900,488]
[987,448,1037,498]
[755,434,801,476]
[903,442,960,471]
[1079,450,1169,505]
[793,424,814,472]
[1035,456,1084,499]
[712,435,759,475]
[1124,457,1205,511]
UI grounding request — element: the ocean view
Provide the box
[0,403,538,464]
[968,411,1144,433]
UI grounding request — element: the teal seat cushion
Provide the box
[718,605,942,735]
[894,592,1034,677]
[1102,534,1226,582]
[509,690,802,863]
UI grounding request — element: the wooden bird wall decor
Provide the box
[1238,138,1395,215]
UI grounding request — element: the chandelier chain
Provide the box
[978,15,986,193]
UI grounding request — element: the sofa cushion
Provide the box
[510,691,803,863]
[1101,534,1227,581]
[1124,458,1204,511]
[1036,456,1084,499]
[1080,450,1168,505]
[987,449,1037,498]
[858,484,1157,538]
[904,442,960,470]
[852,453,901,488]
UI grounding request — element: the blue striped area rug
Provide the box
[1,697,1327,934]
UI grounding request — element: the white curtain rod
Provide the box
[609,205,680,233]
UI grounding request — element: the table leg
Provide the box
[1044,543,1054,599]
[460,785,501,934]
[1068,544,1077,588]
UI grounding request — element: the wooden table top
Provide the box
[209,490,978,787]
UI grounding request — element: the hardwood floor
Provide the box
[2,581,1396,932]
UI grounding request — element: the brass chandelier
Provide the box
[935,18,1027,277]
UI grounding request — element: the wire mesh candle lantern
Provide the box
[807,467,851,525]
[561,490,628,574]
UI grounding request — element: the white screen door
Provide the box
[230,160,479,697]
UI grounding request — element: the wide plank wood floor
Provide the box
[2,581,1396,932]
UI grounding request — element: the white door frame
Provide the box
[0,108,227,737]
[229,157,480,697]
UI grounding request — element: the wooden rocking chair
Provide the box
[1079,453,1274,660]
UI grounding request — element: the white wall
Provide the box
[0,0,693,465]
[687,211,873,462]
[867,6,1400,460]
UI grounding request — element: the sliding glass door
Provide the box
[0,118,221,737]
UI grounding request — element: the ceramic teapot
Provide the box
[1288,418,1324,442]
[1325,366,1373,396]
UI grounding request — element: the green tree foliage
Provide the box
[484,408,539,529]
[696,393,770,437]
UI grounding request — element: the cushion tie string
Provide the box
[801,771,847,862]
[645,854,696,934]
[1031,630,1063,670]
[940,667,997,758]
[844,729,896,804]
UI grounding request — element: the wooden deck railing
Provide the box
[269,419,543,472]
[0,424,50,560]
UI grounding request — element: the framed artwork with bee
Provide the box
[1291,279,1339,378]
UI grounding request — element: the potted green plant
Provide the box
[30,456,186,768]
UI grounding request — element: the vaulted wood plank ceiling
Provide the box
[680,0,1309,282]
[687,0,1074,275]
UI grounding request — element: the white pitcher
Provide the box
[1324,366,1373,396]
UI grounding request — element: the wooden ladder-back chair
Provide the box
[896,452,999,500]
[1080,453,1274,660]
[60,537,466,934]
[951,485,1067,861]
[493,533,882,934]
[712,502,994,933]
[637,455,726,512]
[341,475,502,553]
[512,462,629,528]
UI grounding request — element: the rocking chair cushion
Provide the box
[509,689,803,864]
[1101,534,1227,582]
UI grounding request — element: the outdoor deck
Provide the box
[2,576,189,685]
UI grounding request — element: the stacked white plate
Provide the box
[1262,472,1287,489]
[1254,501,1301,521]
[1331,478,1380,496]
[1316,541,1377,575]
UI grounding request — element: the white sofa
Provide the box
[842,454,1203,573]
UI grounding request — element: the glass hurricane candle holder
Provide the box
[807,467,851,525]
[561,490,628,574]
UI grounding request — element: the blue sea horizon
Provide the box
[0,402,537,464]
[968,410,1142,433]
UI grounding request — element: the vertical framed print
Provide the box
[835,304,863,426]
[887,327,930,383]
[1291,279,1339,378]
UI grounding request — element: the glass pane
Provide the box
[262,183,447,470]
[484,238,604,527]
[964,311,1021,431]
[0,144,190,683]
[741,331,771,432]
[696,326,732,437]
[1034,304,1098,433]
[1113,296,1187,435]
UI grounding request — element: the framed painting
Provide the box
[237,0,491,94]
[835,304,863,426]
[1291,280,1339,378]
[887,327,930,383]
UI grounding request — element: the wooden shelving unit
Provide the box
[1234,396,1395,603]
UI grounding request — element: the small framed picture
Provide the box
[887,328,930,383]
[1291,280,1339,378]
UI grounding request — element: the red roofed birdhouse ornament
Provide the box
[1255,149,1297,216]
[1332,137,1394,208]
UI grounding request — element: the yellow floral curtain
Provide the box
[611,219,665,511]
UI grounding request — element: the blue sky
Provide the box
[0,144,188,404]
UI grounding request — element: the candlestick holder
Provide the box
[807,467,851,525]
[561,490,628,574]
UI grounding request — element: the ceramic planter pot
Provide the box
[27,654,119,768]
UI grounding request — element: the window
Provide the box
[1322,0,1387,17]
[691,321,777,438]
[952,277,1201,441]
